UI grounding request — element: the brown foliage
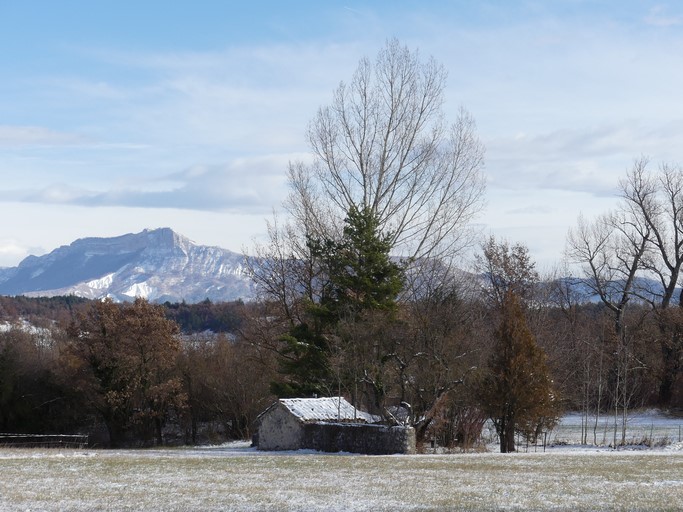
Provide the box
[477,292,560,452]
[63,298,186,446]
[178,334,274,442]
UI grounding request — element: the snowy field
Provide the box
[478,409,683,452]
[546,409,683,448]
[1,412,682,511]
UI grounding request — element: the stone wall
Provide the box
[301,422,415,455]
[257,403,304,451]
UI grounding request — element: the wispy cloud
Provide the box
[644,5,683,26]
[0,125,85,147]
[485,121,683,197]
[1,154,303,213]
[0,239,27,258]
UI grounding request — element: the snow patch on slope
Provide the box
[123,281,154,299]
[0,228,255,303]
[87,273,115,290]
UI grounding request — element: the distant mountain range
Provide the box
[0,228,255,303]
[2,227,676,307]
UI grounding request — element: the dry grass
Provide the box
[0,445,682,511]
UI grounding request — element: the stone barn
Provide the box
[255,396,415,455]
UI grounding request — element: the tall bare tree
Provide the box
[566,207,652,443]
[620,157,683,308]
[565,156,683,434]
[287,38,486,264]
[251,39,485,309]
[248,40,487,409]
[566,210,649,336]
[619,157,683,404]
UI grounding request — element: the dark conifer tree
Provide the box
[271,207,404,401]
[478,291,559,452]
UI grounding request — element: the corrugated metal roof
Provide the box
[279,397,380,423]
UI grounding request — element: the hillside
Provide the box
[0,228,255,303]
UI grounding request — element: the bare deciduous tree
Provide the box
[287,38,486,264]
[564,156,683,438]
[620,157,683,308]
[619,157,683,404]
[566,210,649,336]
[566,209,651,444]
[477,236,540,309]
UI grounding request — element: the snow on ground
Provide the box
[1,411,682,511]
[546,409,683,449]
[1,444,681,511]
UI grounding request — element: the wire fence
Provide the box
[548,420,683,448]
[480,415,683,452]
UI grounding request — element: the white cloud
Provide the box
[26,183,97,203]
[0,239,26,257]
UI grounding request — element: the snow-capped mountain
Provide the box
[0,228,255,303]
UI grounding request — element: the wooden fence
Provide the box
[0,434,88,448]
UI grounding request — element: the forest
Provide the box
[0,40,681,451]
[0,233,680,450]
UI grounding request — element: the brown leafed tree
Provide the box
[64,298,186,446]
[477,291,559,453]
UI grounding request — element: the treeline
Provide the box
[0,295,90,327]
[0,271,679,449]
[0,297,266,446]
[162,299,243,333]
[0,295,244,334]
[248,229,682,452]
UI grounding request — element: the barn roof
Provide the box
[277,397,380,423]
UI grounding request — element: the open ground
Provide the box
[1,443,682,511]
[1,412,682,511]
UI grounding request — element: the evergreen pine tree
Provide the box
[271,207,404,400]
[313,206,404,319]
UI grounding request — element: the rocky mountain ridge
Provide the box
[0,228,255,303]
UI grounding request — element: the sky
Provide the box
[1,1,683,271]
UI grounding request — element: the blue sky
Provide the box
[1,1,683,269]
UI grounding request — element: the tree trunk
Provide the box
[105,420,125,448]
[499,413,516,453]
[658,329,682,406]
[155,417,163,446]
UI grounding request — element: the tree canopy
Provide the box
[64,298,186,446]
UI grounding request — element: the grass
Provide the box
[0,445,681,511]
